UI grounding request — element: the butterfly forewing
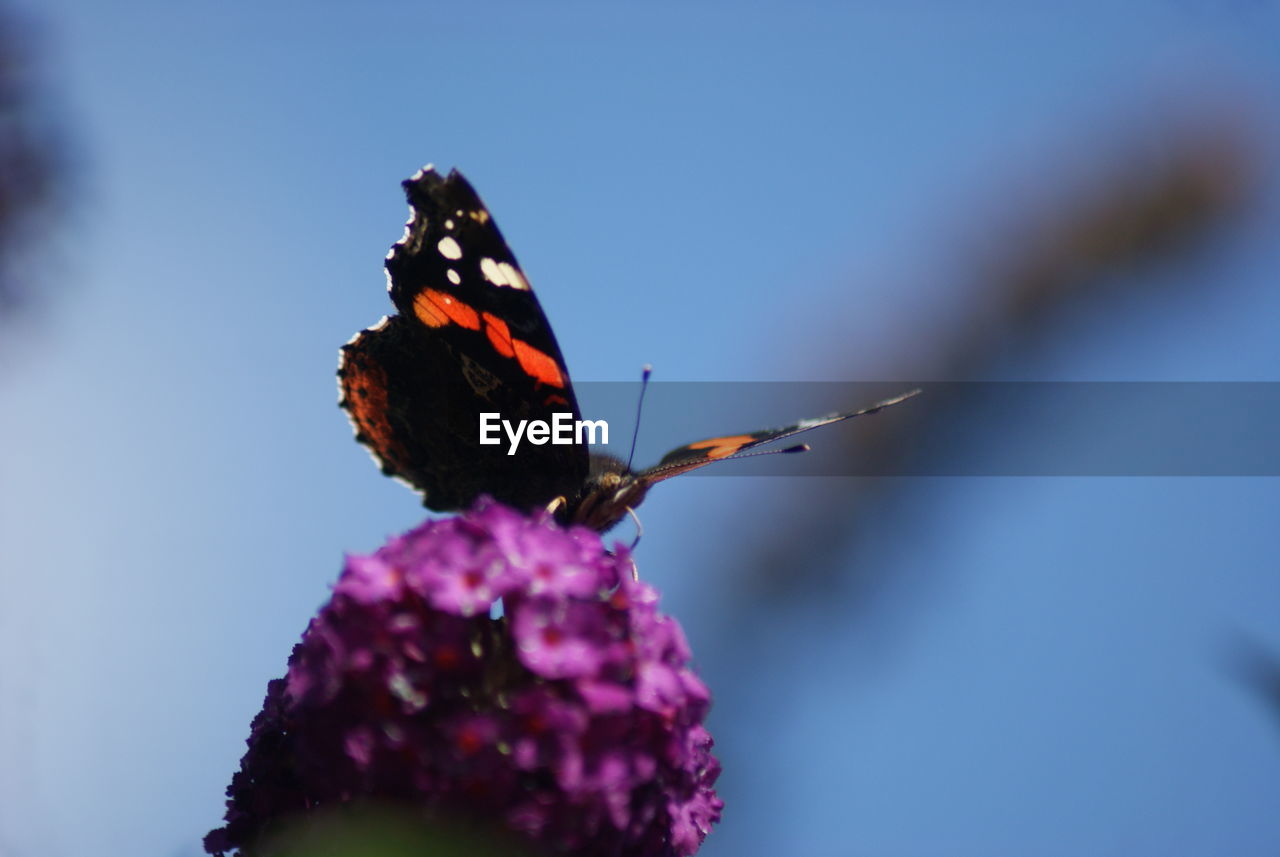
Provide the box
[642,389,922,483]
[339,167,589,514]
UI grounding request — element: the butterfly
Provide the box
[338,167,918,532]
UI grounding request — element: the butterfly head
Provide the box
[551,453,651,532]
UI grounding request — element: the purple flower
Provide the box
[206,498,721,857]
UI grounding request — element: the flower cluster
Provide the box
[205,499,721,857]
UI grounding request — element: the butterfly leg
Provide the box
[624,505,643,580]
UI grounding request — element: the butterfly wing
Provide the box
[339,167,589,513]
[641,389,921,483]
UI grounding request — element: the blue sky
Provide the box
[2,2,1279,856]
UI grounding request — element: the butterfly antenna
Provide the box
[625,364,652,471]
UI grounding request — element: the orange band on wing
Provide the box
[414,289,480,330]
[688,434,755,460]
[414,301,563,388]
[512,338,566,388]
[481,312,515,358]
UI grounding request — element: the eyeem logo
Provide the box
[480,413,609,455]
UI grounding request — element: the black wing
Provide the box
[338,167,589,513]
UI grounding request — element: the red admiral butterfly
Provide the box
[338,167,917,532]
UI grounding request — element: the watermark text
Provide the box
[480,412,608,455]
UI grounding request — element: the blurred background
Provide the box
[2,2,1279,855]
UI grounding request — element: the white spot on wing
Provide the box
[437,236,462,260]
[444,219,454,230]
[479,257,530,290]
[498,261,529,290]
[480,257,506,286]
[447,268,461,285]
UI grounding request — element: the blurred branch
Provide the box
[738,114,1259,605]
[0,4,65,322]
[256,805,544,857]
[1226,634,1280,735]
